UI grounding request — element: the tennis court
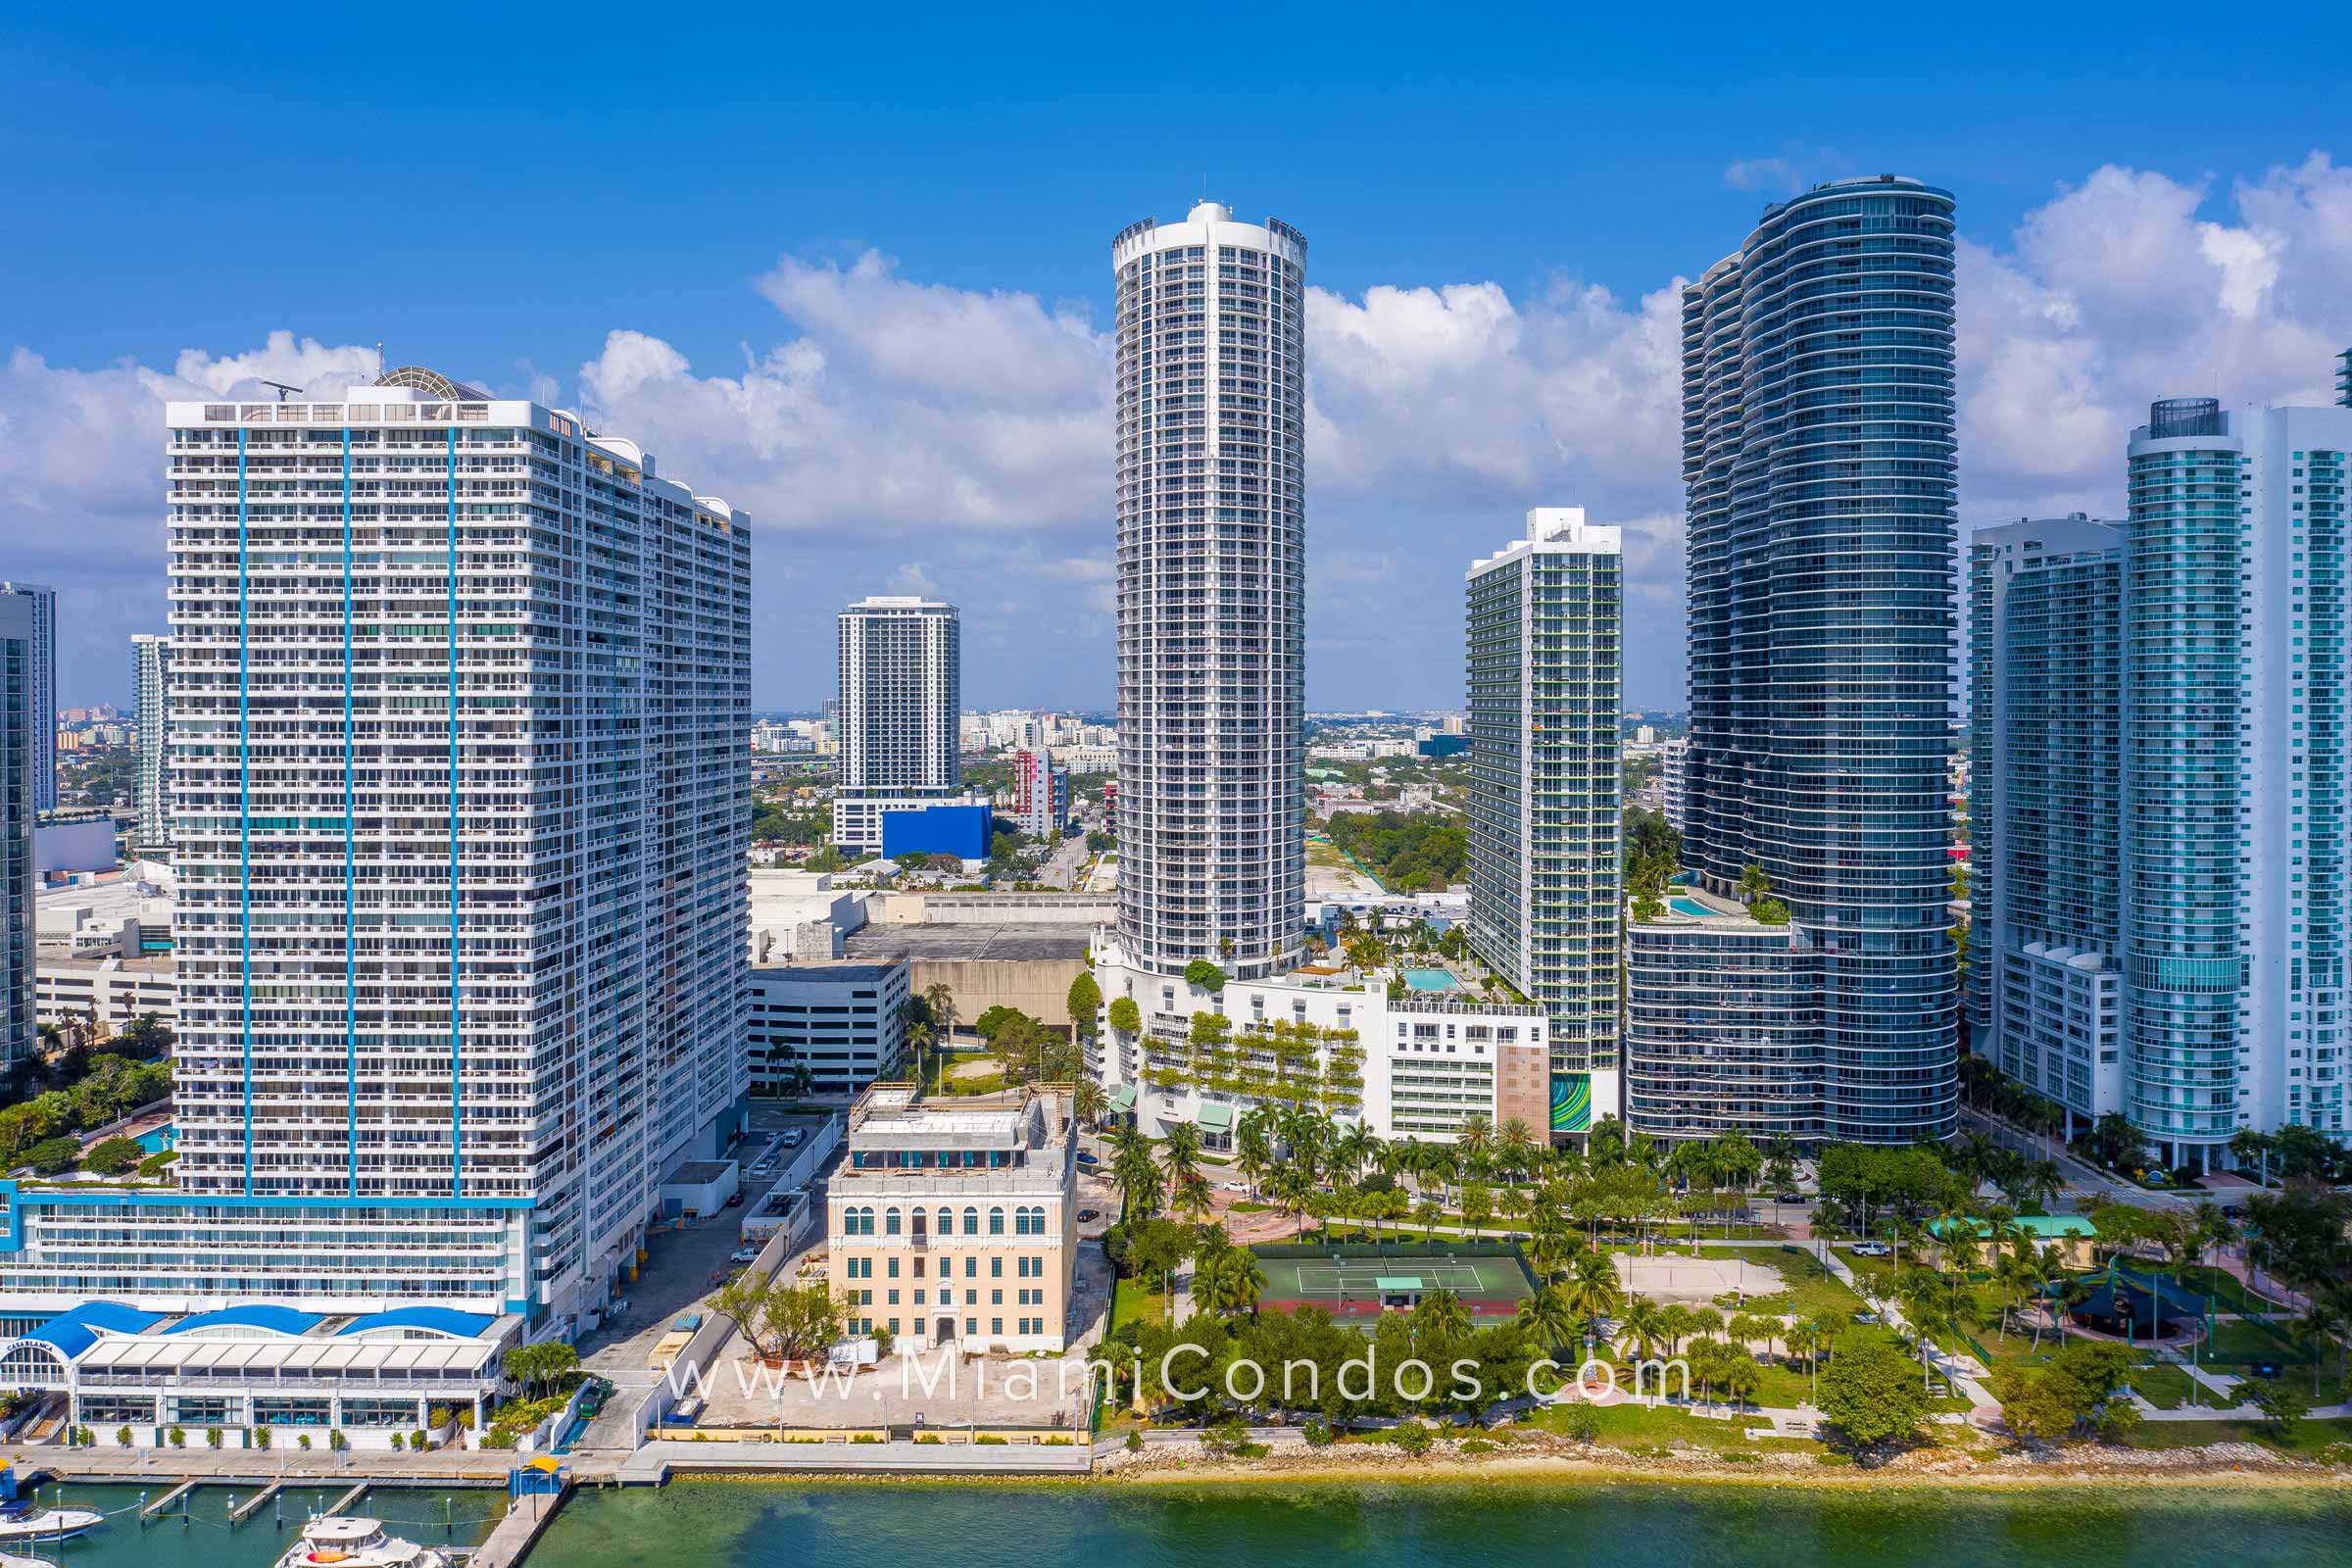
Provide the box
[1254,1244,1538,1323]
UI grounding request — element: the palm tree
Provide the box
[1809,1207,1849,1266]
[1198,1247,1267,1318]
[903,1010,936,1090]
[1786,1318,1828,1404]
[2290,1298,2346,1399]
[1111,1127,1162,1221]
[1991,1250,2030,1339]
[1729,1311,1776,1362]
[1528,1210,1575,1283]
[1235,1121,1273,1198]
[1072,1078,1105,1130]
[1656,1302,1697,1355]
[1516,1285,1580,1354]
[1412,1287,1473,1345]
[1719,1353,1761,1415]
[1559,1250,1623,1340]
[1615,1297,1669,1363]
[2017,1244,2059,1352]
[923,982,956,1048]
[1456,1114,1494,1172]
[1161,1121,1203,1192]
[1171,1168,1213,1224]
[1272,1161,1319,1231]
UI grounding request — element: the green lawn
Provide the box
[1113,1277,1167,1330]
[2123,1362,2201,1410]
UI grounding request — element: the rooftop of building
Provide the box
[37,953,172,976]
[666,1161,736,1186]
[844,922,1092,963]
[750,959,904,984]
[1628,881,1777,930]
[6,1299,511,1372]
[167,369,746,524]
[844,1084,1072,1164]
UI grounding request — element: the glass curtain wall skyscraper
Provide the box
[0,584,55,814]
[1464,509,1624,1140]
[0,595,32,1075]
[1972,400,2352,1158]
[1630,174,1960,1146]
[1968,515,2127,1123]
[1107,201,1306,981]
[130,632,172,860]
[0,369,751,1319]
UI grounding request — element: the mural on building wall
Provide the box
[1549,1073,1592,1134]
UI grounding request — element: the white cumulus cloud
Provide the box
[12,157,2352,710]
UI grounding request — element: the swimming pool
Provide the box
[1669,897,1716,919]
[1400,967,1459,992]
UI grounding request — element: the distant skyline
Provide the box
[7,8,2352,711]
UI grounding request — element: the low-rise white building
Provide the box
[1089,931,1606,1145]
[749,960,911,1097]
[0,1301,520,1448]
[36,954,174,1032]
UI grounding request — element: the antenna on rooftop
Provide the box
[260,380,306,403]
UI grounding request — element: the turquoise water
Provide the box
[1669,897,1715,918]
[6,1482,503,1568]
[1399,969,1458,992]
[526,1480,2352,1568]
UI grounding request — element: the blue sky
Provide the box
[8,5,2352,710]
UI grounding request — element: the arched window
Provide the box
[884,1207,902,1236]
[989,1206,1005,1236]
[937,1206,954,1236]
[962,1206,979,1236]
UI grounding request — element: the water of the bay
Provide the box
[13,1482,503,1568]
[523,1478,2352,1568]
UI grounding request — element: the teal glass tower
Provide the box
[1973,400,2352,1162]
[1636,174,1959,1146]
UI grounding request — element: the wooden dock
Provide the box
[141,1481,197,1519]
[325,1484,368,1516]
[466,1481,569,1568]
[226,1481,282,1525]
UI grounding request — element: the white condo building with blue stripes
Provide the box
[0,368,752,1330]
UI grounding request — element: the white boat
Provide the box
[0,1506,101,1544]
[275,1516,451,1568]
[0,1551,62,1568]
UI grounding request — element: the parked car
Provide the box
[729,1247,761,1264]
[1775,1191,1805,1203]
[1077,1208,1101,1223]
[1849,1241,1890,1257]
[781,1130,806,1149]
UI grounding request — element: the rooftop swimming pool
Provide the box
[1400,967,1459,992]
[1669,897,1717,919]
